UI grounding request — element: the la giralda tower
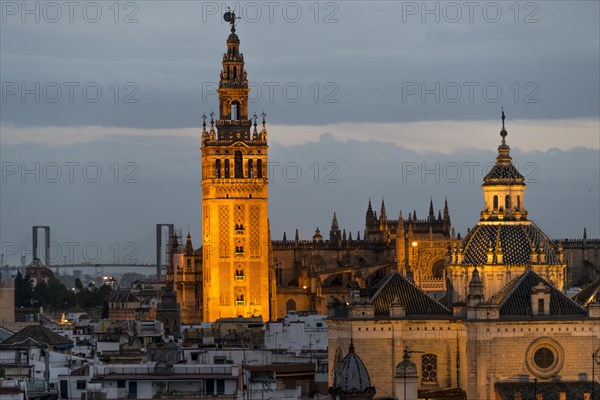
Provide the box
[201,11,275,321]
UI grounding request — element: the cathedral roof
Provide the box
[330,342,375,396]
[573,276,600,306]
[1,324,73,349]
[495,381,600,400]
[362,272,451,316]
[486,269,587,317]
[460,223,562,265]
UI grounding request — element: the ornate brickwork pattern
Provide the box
[234,204,245,225]
[249,205,260,258]
[249,261,261,304]
[219,261,230,306]
[219,205,229,258]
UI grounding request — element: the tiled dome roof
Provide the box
[330,343,375,396]
[484,160,524,181]
[461,223,562,265]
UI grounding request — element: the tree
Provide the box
[14,271,34,307]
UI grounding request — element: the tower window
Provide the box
[234,151,243,178]
[224,159,230,178]
[538,298,545,313]
[248,159,254,178]
[215,159,221,178]
[231,102,238,120]
[257,159,263,178]
[235,295,245,305]
[493,195,498,211]
[233,66,237,80]
[517,195,521,210]
[421,354,438,383]
[505,195,511,209]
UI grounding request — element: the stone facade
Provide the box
[327,119,600,400]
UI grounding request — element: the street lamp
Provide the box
[303,285,311,312]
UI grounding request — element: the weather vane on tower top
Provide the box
[223,8,240,33]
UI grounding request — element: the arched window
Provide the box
[431,259,445,278]
[234,151,243,178]
[233,66,237,80]
[505,195,511,209]
[493,195,498,211]
[422,354,438,383]
[286,299,296,312]
[231,102,238,120]
[517,195,521,210]
[248,159,254,178]
[215,159,221,178]
[224,159,230,178]
[257,159,263,178]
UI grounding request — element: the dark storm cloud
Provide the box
[1,133,598,266]
[1,1,598,128]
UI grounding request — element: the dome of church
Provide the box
[460,223,562,266]
[227,33,240,43]
[330,342,375,395]
[483,157,524,181]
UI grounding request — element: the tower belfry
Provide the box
[201,11,274,321]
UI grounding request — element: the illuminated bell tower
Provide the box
[201,12,273,321]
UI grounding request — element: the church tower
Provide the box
[201,12,273,321]
[446,111,566,303]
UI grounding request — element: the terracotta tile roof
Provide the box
[495,381,599,400]
[573,276,600,307]
[487,269,587,317]
[366,272,451,316]
[1,324,73,349]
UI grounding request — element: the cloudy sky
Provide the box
[1,1,598,266]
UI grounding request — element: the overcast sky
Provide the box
[1,1,598,266]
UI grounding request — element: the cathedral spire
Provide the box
[331,212,339,230]
[379,198,388,233]
[443,198,451,231]
[428,198,434,222]
[184,231,194,256]
[330,212,341,245]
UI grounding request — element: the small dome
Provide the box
[227,33,240,43]
[483,161,524,181]
[313,227,323,242]
[330,343,375,396]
